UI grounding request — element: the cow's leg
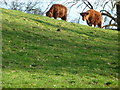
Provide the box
[87,21,92,26]
[98,24,102,28]
[61,16,66,21]
[88,23,92,26]
[98,22,102,28]
[54,17,57,19]
[94,24,96,27]
[53,12,58,19]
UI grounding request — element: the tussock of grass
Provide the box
[1,8,118,88]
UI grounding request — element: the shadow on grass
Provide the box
[31,18,116,41]
[2,28,118,77]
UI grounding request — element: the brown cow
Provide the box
[46,4,67,21]
[80,9,102,28]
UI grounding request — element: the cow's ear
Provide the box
[80,12,89,16]
[85,12,89,15]
[80,13,84,16]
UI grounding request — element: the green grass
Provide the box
[1,8,118,88]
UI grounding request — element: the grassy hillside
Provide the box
[1,8,118,88]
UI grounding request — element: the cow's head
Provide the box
[46,11,53,18]
[80,12,89,21]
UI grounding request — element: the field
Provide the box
[1,8,118,88]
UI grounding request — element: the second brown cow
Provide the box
[80,9,102,28]
[46,4,67,21]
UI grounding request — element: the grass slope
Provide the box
[1,8,118,88]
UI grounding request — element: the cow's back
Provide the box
[86,9,102,23]
[51,4,67,17]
